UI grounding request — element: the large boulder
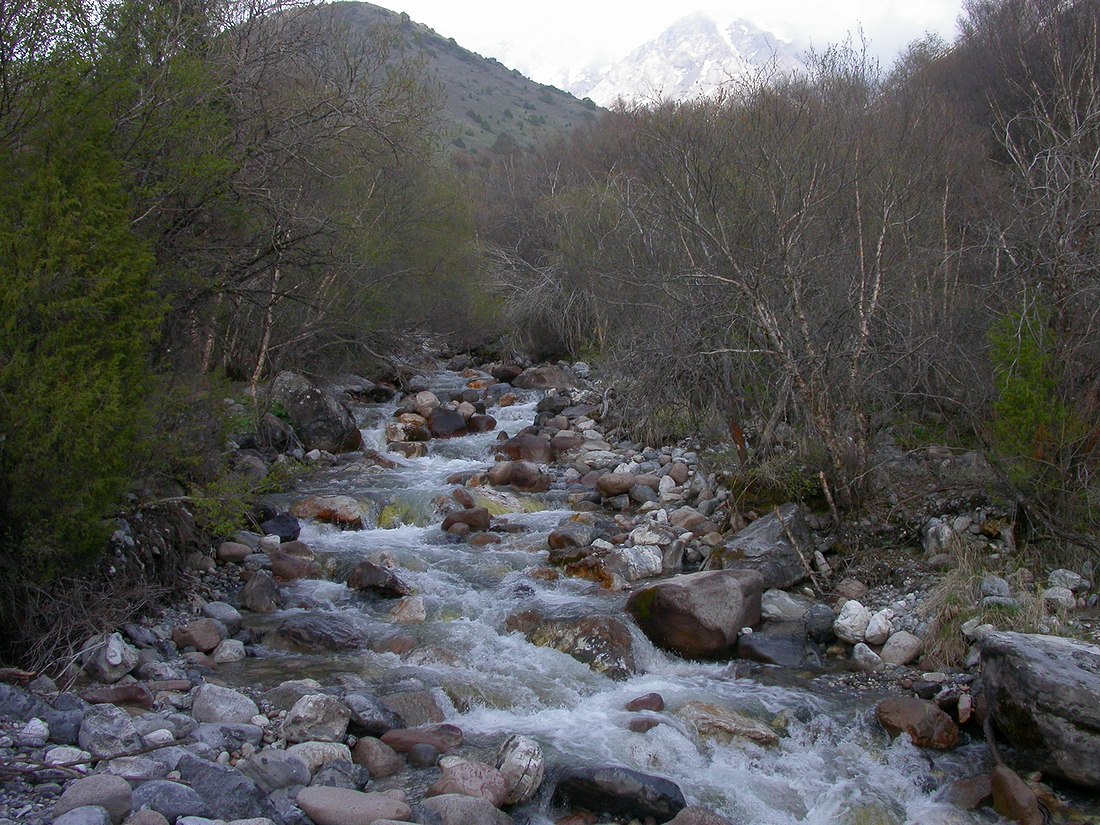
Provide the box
[553,765,686,822]
[626,569,764,660]
[294,786,411,825]
[271,371,362,453]
[702,504,813,589]
[79,634,139,684]
[506,612,636,680]
[274,614,364,653]
[980,631,1100,786]
[512,365,576,391]
[876,697,959,750]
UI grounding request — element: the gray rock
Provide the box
[702,503,813,589]
[274,614,362,653]
[980,596,1022,611]
[80,633,139,684]
[880,631,923,666]
[804,604,836,644]
[54,806,113,825]
[239,571,280,614]
[737,622,820,669]
[1042,587,1076,612]
[105,755,169,781]
[980,631,1100,787]
[343,691,403,737]
[310,759,369,790]
[761,589,813,621]
[201,603,242,635]
[553,765,686,822]
[626,569,764,660]
[191,684,259,725]
[508,614,637,680]
[864,608,895,646]
[131,781,210,822]
[419,793,513,825]
[190,723,263,752]
[238,748,312,794]
[78,705,143,758]
[0,683,51,723]
[175,753,280,822]
[980,575,1011,599]
[271,371,362,453]
[263,679,325,713]
[55,774,132,824]
[1049,568,1088,592]
[282,695,350,744]
[852,643,883,671]
[48,694,90,746]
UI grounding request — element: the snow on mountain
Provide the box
[567,12,805,106]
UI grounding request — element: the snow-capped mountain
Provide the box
[567,13,805,106]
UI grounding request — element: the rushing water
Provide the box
[237,370,1015,825]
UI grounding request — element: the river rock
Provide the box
[344,691,404,736]
[554,765,686,822]
[172,619,224,653]
[506,460,550,492]
[237,748,313,794]
[295,787,411,825]
[271,371,362,453]
[282,694,350,743]
[991,765,1043,825]
[202,602,242,635]
[1049,568,1088,592]
[833,600,871,644]
[54,807,113,825]
[804,603,836,643]
[1042,586,1076,612]
[192,684,258,725]
[441,506,491,532]
[190,722,262,751]
[667,807,736,825]
[980,631,1100,786]
[381,723,463,754]
[275,614,363,653]
[512,364,576,391]
[79,633,139,684]
[428,407,469,438]
[760,589,813,621]
[675,701,780,747]
[420,793,512,825]
[130,781,209,822]
[346,561,413,597]
[352,737,404,778]
[702,503,812,589]
[468,413,497,433]
[875,697,959,749]
[626,569,764,660]
[211,638,246,663]
[502,433,553,463]
[290,495,365,528]
[428,758,508,806]
[378,690,445,726]
[239,570,280,613]
[494,734,544,805]
[0,683,51,722]
[176,752,279,822]
[55,774,132,824]
[286,741,353,773]
[880,631,923,666]
[737,622,818,669]
[851,643,883,671]
[864,608,895,646]
[260,513,301,542]
[79,704,143,758]
[265,679,324,712]
[596,473,635,497]
[506,613,636,680]
[565,545,662,590]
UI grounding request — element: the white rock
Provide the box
[922,518,954,554]
[18,718,49,747]
[286,741,352,774]
[281,695,350,744]
[658,475,677,494]
[1049,568,1088,592]
[834,600,871,644]
[879,631,922,666]
[1042,586,1076,612]
[391,596,426,623]
[864,608,895,646]
[629,526,671,547]
[212,639,246,663]
[46,746,92,770]
[495,734,545,806]
[191,683,259,725]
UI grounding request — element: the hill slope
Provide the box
[329,2,600,154]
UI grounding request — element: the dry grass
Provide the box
[919,534,1055,669]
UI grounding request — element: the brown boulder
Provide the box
[346,561,414,598]
[442,507,491,533]
[382,723,464,754]
[289,495,364,528]
[428,408,469,439]
[506,612,636,680]
[875,696,960,750]
[508,460,550,493]
[427,759,508,807]
[626,569,764,660]
[502,433,552,463]
[171,619,224,653]
[596,473,635,497]
[992,765,1043,825]
[468,414,497,433]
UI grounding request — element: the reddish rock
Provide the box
[429,407,469,439]
[551,431,584,453]
[289,495,364,528]
[625,693,665,712]
[352,736,404,778]
[992,765,1043,825]
[629,719,660,734]
[171,619,223,653]
[453,487,476,508]
[469,533,502,547]
[346,561,414,597]
[270,552,320,581]
[509,460,550,492]
[427,759,508,807]
[81,684,154,710]
[487,462,513,486]
[278,540,316,559]
[468,414,497,433]
[382,723,464,754]
[876,696,960,750]
[596,473,635,497]
[389,442,427,459]
[442,507,491,532]
[668,462,690,485]
[503,433,553,463]
[939,775,993,810]
[217,541,252,563]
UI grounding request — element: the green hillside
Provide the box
[329,1,602,153]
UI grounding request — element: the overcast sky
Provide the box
[374,1,968,82]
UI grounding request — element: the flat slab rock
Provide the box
[980,631,1100,787]
[701,503,813,589]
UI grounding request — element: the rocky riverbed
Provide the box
[1,358,1099,825]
